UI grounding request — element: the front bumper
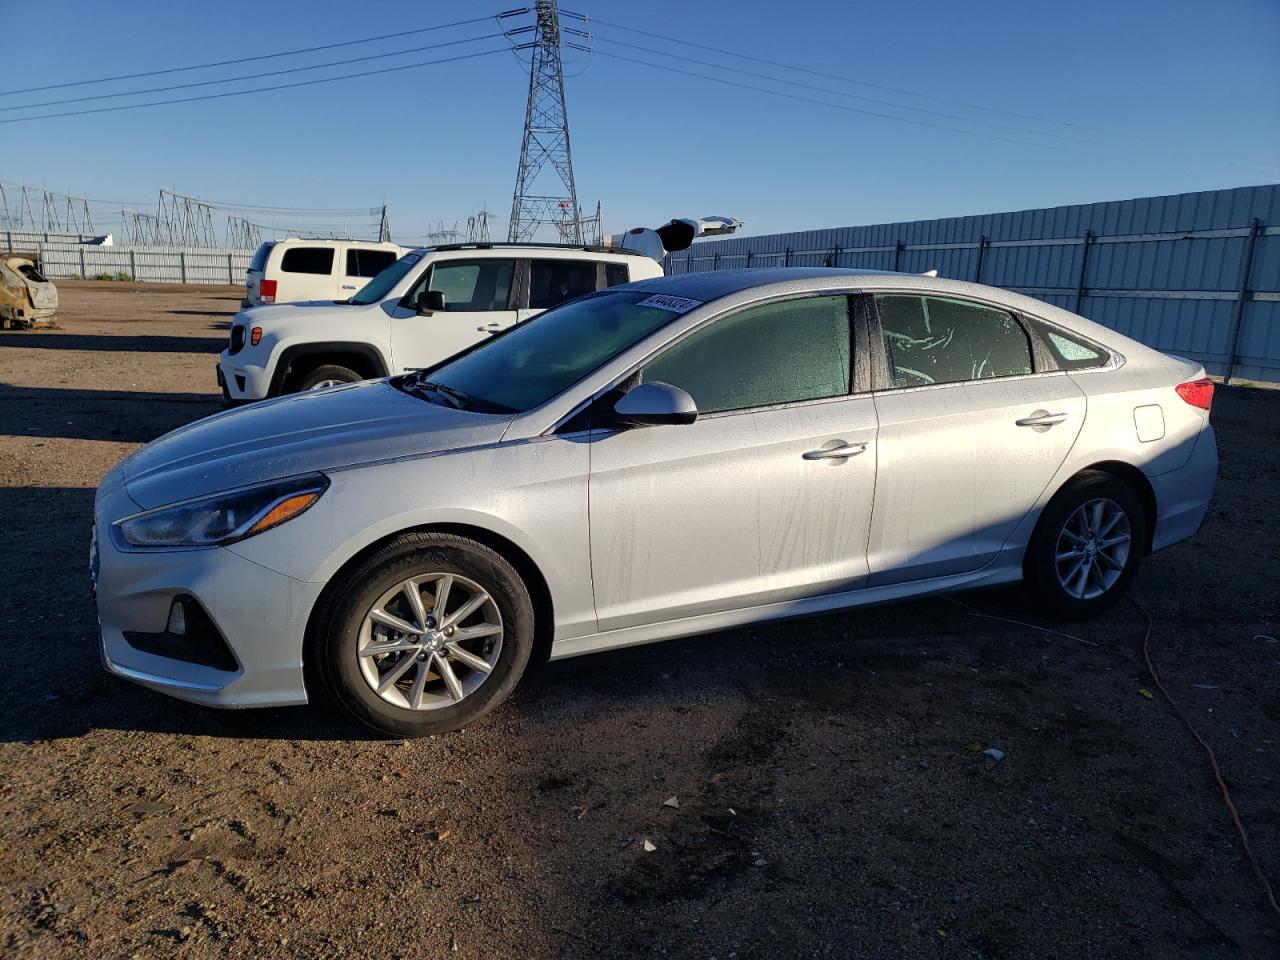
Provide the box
[94,507,323,708]
[217,350,271,402]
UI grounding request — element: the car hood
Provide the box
[237,300,366,323]
[119,380,513,509]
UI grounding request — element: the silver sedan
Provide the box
[93,268,1218,736]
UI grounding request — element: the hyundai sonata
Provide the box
[92,268,1217,736]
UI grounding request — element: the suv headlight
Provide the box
[113,474,329,549]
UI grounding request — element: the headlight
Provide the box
[112,474,329,549]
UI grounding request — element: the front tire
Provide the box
[315,533,535,737]
[1024,471,1147,620]
[295,363,362,392]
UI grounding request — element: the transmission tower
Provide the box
[466,207,493,243]
[156,189,217,247]
[226,215,262,249]
[508,0,591,243]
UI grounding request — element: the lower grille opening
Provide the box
[124,596,239,672]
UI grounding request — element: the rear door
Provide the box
[864,293,1085,585]
[388,257,517,372]
[342,246,399,300]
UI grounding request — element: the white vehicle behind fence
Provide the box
[243,238,408,307]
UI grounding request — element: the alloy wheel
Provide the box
[1054,497,1131,600]
[357,573,503,711]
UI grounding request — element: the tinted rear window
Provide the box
[347,248,398,278]
[280,247,335,275]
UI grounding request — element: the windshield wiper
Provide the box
[415,379,472,410]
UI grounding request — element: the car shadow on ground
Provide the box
[0,384,222,442]
[0,332,224,353]
[168,309,237,318]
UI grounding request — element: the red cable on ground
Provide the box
[1129,596,1280,919]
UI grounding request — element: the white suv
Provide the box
[219,243,663,401]
[242,238,408,307]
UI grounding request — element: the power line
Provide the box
[0,13,509,97]
[589,50,1098,155]
[0,48,512,125]
[583,14,1098,132]
[0,33,512,112]
[591,36,1104,147]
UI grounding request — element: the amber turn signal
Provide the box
[247,492,321,536]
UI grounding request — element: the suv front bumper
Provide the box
[217,351,271,402]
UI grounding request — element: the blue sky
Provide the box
[1,0,1277,241]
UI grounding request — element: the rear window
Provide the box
[530,259,597,310]
[249,242,276,271]
[347,248,398,278]
[280,246,335,275]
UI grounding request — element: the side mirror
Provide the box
[612,381,698,427]
[416,290,446,315]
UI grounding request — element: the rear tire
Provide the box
[295,363,362,392]
[313,533,534,737]
[1024,471,1147,621]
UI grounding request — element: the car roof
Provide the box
[411,243,646,260]
[629,266,905,300]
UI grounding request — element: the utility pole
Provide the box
[507,0,590,243]
[378,204,391,243]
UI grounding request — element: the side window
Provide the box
[422,259,514,312]
[280,246,335,275]
[530,260,597,310]
[875,294,1032,388]
[604,263,629,288]
[346,248,398,278]
[1039,324,1108,370]
[640,295,852,414]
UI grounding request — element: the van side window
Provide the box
[280,247,335,275]
[347,249,398,278]
[530,260,598,310]
[604,263,629,287]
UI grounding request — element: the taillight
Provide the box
[250,326,262,346]
[260,279,277,303]
[1175,377,1214,411]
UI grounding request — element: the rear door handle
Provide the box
[341,284,357,290]
[1016,411,1068,427]
[477,322,504,333]
[803,441,868,461]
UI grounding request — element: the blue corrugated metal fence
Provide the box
[668,185,1279,383]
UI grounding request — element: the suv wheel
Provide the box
[1024,471,1147,620]
[315,533,535,737]
[296,364,362,391]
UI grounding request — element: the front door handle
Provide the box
[803,441,868,461]
[1016,411,1068,428]
[477,322,504,333]
[341,284,358,290]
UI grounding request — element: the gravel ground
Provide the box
[1,281,1277,959]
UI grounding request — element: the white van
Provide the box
[243,238,408,307]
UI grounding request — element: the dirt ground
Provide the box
[1,281,1277,959]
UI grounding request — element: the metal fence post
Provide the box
[1223,218,1262,385]
[179,251,187,284]
[4,230,10,251]
[227,253,234,285]
[1074,230,1094,313]
[974,236,988,283]
[129,249,136,280]
[893,240,904,272]
[746,250,753,268]
[784,247,791,267]
[79,246,86,279]
[713,251,720,271]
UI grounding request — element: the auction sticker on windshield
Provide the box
[636,294,702,314]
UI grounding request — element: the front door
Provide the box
[389,258,517,372]
[589,294,878,631]
[865,293,1086,585]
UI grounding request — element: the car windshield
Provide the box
[349,251,422,305]
[419,290,689,413]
